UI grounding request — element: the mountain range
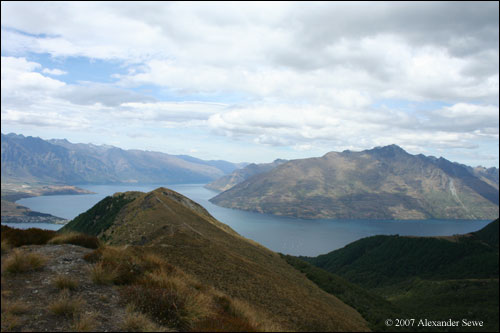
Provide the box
[1,133,243,185]
[210,145,499,220]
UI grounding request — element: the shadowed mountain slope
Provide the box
[210,145,499,219]
[62,187,370,332]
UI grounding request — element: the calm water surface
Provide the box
[11,184,492,256]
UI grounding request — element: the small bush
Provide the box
[49,290,84,317]
[1,225,57,247]
[48,233,100,249]
[3,250,47,274]
[53,274,78,290]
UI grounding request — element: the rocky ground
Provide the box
[1,244,129,332]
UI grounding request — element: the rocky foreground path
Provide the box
[1,244,128,332]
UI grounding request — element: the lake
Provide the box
[10,184,492,256]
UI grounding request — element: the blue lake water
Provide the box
[10,183,492,256]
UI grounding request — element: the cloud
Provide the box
[42,68,67,75]
[1,2,498,166]
[56,84,155,107]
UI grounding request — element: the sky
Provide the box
[1,2,499,167]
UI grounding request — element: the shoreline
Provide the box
[1,182,93,225]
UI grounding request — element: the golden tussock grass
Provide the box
[53,274,79,290]
[1,312,20,332]
[88,262,116,285]
[49,290,85,318]
[86,245,282,331]
[1,298,30,315]
[1,239,11,254]
[48,232,100,249]
[121,305,169,332]
[3,249,47,274]
[72,312,96,332]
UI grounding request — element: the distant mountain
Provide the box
[62,187,370,332]
[210,145,499,219]
[205,159,287,192]
[1,133,240,185]
[174,155,248,175]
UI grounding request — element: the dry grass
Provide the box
[1,239,11,254]
[86,246,278,331]
[1,298,30,315]
[53,274,78,290]
[121,305,168,332]
[0,312,20,332]
[48,232,100,249]
[3,249,47,274]
[88,262,116,285]
[49,290,84,318]
[72,312,96,332]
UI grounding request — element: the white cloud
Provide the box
[1,2,498,166]
[42,68,67,76]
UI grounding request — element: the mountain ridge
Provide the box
[210,145,499,220]
[61,187,370,331]
[1,133,242,185]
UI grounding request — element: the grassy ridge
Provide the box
[62,187,371,332]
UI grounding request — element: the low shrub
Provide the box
[1,225,56,247]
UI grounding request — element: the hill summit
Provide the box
[62,187,369,331]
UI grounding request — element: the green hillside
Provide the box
[62,187,369,332]
[297,219,499,332]
[304,233,498,288]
